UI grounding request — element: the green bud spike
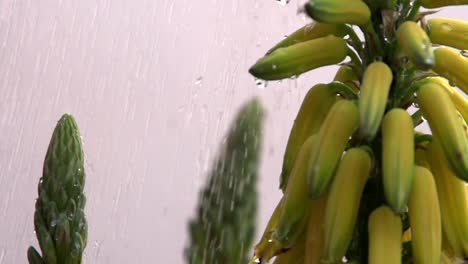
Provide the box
[29,113,87,264]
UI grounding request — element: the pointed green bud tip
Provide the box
[396,21,435,70]
[33,112,87,263]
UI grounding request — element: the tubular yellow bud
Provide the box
[368,206,402,264]
[267,23,348,55]
[358,61,393,140]
[426,77,468,123]
[321,148,372,264]
[396,21,435,70]
[408,166,442,264]
[274,135,319,250]
[433,47,468,95]
[382,109,415,213]
[417,82,468,182]
[304,194,327,264]
[253,199,284,263]
[427,18,468,51]
[249,35,348,80]
[280,84,340,192]
[305,0,371,26]
[307,100,359,198]
[427,140,468,259]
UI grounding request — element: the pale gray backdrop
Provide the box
[0,1,465,263]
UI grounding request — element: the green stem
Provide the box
[415,133,433,145]
[346,26,364,58]
[347,47,363,74]
[329,81,359,100]
[406,0,421,21]
[361,21,384,63]
[411,109,423,127]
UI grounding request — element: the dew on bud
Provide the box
[420,41,429,50]
[50,219,58,228]
[255,78,268,89]
[440,23,454,32]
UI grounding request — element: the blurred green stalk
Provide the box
[185,98,264,264]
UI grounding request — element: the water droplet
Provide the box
[421,41,429,50]
[276,0,290,6]
[460,50,468,57]
[272,64,277,70]
[440,23,453,32]
[289,75,299,80]
[296,7,307,20]
[255,79,268,89]
[195,77,203,85]
[67,211,74,220]
[93,240,100,249]
[396,3,404,12]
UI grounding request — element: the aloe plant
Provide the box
[28,113,87,264]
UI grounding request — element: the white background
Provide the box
[0,1,466,263]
